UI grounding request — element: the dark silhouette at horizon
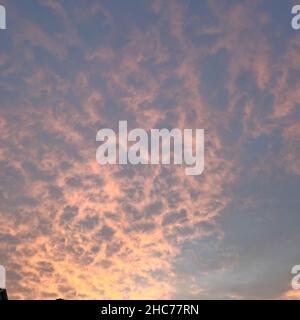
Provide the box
[0,288,8,300]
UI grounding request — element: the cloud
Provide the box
[0,0,299,300]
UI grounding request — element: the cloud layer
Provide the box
[0,0,300,299]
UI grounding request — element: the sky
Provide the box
[0,0,300,300]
